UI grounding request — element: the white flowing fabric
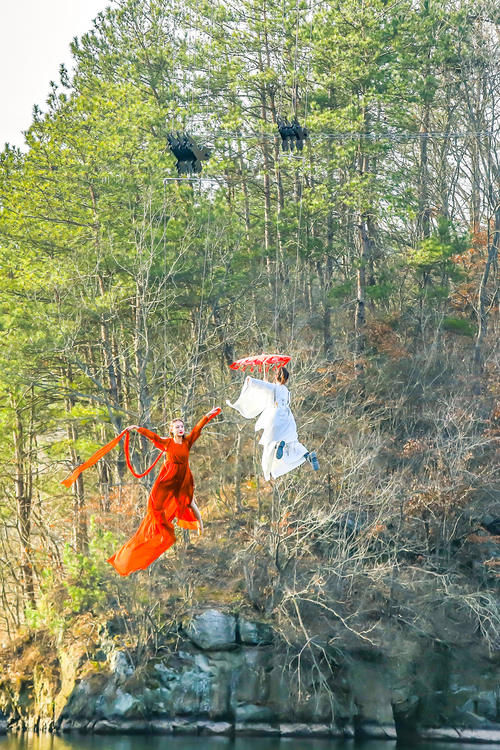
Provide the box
[226,377,307,481]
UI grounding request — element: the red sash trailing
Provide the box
[61,429,163,488]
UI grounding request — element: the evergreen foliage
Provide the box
[0,0,498,667]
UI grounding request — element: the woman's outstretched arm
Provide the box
[186,407,221,447]
[127,425,168,451]
[226,377,274,419]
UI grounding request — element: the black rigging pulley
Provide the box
[167,132,211,175]
[277,117,308,152]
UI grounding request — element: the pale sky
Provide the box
[1,0,112,149]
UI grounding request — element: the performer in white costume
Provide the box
[226,366,319,481]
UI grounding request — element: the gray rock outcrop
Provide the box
[185,610,237,650]
[0,609,499,743]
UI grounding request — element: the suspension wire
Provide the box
[272,0,302,345]
[274,196,280,346]
[163,177,219,182]
[187,49,215,419]
[162,179,169,429]
[279,0,286,116]
[202,128,499,143]
[271,0,306,346]
[289,0,314,350]
[185,196,211,425]
[272,0,290,347]
[292,0,300,118]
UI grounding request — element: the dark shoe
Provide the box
[276,440,285,459]
[307,451,319,471]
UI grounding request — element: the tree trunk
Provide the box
[66,421,89,555]
[354,114,372,375]
[11,395,35,608]
[134,282,152,425]
[355,219,369,370]
[474,206,500,373]
[72,455,88,556]
[65,367,89,554]
[323,194,335,358]
[213,302,234,367]
[418,91,432,240]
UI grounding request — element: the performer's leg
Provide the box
[262,442,275,481]
[189,497,203,535]
[304,451,319,470]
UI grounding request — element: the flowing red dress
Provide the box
[107,415,213,576]
[61,411,219,577]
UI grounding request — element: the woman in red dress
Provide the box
[108,408,220,575]
[62,407,221,576]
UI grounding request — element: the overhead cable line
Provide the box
[207,128,497,142]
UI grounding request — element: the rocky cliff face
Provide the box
[1,608,499,743]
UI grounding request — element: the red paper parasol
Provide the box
[229,353,291,373]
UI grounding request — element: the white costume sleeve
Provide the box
[226,377,275,419]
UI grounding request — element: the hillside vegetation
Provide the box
[0,0,498,682]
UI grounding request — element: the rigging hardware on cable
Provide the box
[167,132,211,176]
[277,117,309,151]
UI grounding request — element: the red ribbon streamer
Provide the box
[61,428,163,488]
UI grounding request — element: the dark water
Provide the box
[0,736,492,750]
